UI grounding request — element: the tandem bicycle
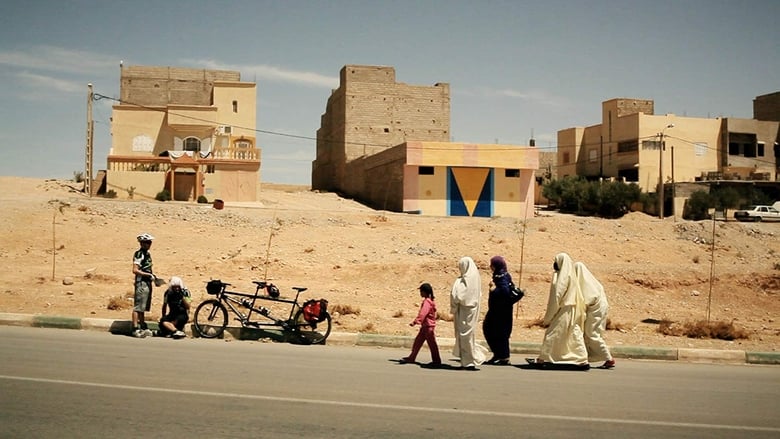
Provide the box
[193,279,331,344]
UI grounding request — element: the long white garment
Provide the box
[574,261,612,363]
[539,253,588,364]
[450,256,488,367]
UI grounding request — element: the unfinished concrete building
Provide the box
[312,65,538,218]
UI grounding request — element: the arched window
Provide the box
[184,137,201,152]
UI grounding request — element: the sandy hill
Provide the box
[1,176,778,352]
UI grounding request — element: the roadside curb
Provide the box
[2,313,778,365]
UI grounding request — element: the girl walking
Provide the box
[400,283,442,367]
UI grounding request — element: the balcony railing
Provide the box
[108,147,260,172]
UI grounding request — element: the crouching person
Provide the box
[158,276,191,339]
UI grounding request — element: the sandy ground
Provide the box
[0,176,778,353]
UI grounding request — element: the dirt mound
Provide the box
[1,176,778,352]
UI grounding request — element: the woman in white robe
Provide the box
[536,252,588,367]
[450,256,488,369]
[574,261,615,368]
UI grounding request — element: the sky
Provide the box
[1,0,778,185]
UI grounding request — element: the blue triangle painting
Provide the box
[447,167,493,217]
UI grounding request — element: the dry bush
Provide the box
[658,319,749,340]
[360,322,376,333]
[303,247,314,253]
[330,303,360,315]
[393,310,404,318]
[107,294,131,310]
[606,318,630,332]
[524,316,546,328]
[692,255,700,264]
[436,311,453,322]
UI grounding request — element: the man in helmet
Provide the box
[132,233,156,338]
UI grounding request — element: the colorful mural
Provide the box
[448,167,493,217]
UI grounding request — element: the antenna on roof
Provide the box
[529,128,536,147]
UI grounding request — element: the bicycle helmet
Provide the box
[137,233,155,242]
[266,284,280,298]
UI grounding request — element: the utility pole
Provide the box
[85,83,94,197]
[658,124,674,219]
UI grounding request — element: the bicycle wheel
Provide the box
[292,309,332,344]
[194,299,228,338]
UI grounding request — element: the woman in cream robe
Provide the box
[574,261,614,368]
[537,253,588,366]
[450,256,488,369]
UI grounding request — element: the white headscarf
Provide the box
[451,256,482,310]
[573,261,607,307]
[544,253,582,326]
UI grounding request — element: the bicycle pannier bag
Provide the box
[206,280,223,295]
[302,299,328,323]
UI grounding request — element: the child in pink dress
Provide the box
[400,283,442,367]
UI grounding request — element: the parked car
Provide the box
[733,205,780,222]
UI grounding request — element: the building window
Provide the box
[758,142,765,156]
[695,142,707,156]
[184,137,201,152]
[588,149,598,163]
[234,140,252,149]
[563,152,570,164]
[617,140,638,153]
[505,169,520,178]
[728,142,740,155]
[642,140,661,150]
[419,166,434,175]
[232,100,238,113]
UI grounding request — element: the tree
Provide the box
[684,190,711,221]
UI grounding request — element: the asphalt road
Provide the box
[1,326,778,438]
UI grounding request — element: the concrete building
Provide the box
[312,65,537,218]
[106,65,260,202]
[557,97,780,216]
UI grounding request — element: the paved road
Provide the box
[1,327,779,438]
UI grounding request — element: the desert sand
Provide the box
[0,176,778,353]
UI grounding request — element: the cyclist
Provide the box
[157,276,191,339]
[132,233,156,338]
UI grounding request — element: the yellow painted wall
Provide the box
[106,170,166,200]
[110,107,167,155]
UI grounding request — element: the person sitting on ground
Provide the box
[158,276,191,339]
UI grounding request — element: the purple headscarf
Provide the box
[490,256,507,274]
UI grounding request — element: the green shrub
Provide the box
[73,171,84,183]
[197,195,209,204]
[542,177,641,218]
[155,189,171,201]
[684,190,711,220]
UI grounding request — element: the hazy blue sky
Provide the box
[1,0,778,184]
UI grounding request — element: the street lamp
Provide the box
[658,123,674,219]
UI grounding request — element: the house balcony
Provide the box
[107,146,261,172]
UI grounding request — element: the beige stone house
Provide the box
[312,65,538,219]
[106,65,260,202]
[558,96,780,214]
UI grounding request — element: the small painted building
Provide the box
[351,141,538,219]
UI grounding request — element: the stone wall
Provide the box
[120,66,241,107]
[313,64,450,198]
